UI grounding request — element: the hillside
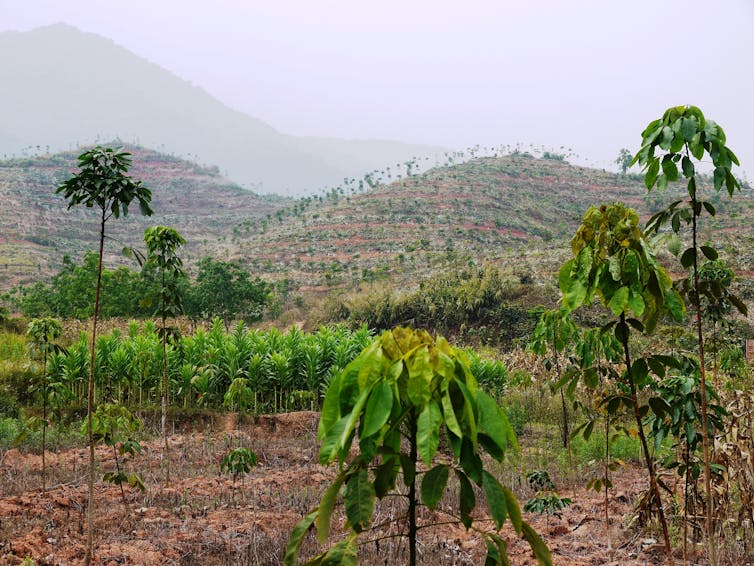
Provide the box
[0,146,287,290]
[231,153,754,292]
[4,150,753,314]
[0,24,444,196]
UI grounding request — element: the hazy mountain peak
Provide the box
[0,24,444,196]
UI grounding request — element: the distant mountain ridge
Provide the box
[0,23,444,196]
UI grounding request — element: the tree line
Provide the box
[11,253,274,326]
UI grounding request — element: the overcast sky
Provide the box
[3,0,753,175]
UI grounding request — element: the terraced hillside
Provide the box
[4,150,753,308]
[233,153,754,291]
[0,146,288,290]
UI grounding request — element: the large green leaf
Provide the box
[661,155,678,182]
[460,438,483,484]
[362,381,393,438]
[441,388,462,437]
[453,378,478,443]
[558,260,586,311]
[665,289,685,322]
[645,159,660,188]
[482,470,507,529]
[406,346,433,406]
[314,535,358,566]
[417,400,442,466]
[316,471,346,543]
[344,468,375,533]
[331,388,372,462]
[420,464,449,510]
[400,453,416,488]
[680,116,698,141]
[626,289,645,318]
[680,247,696,269]
[319,416,349,465]
[503,487,522,535]
[373,456,399,498]
[318,370,342,441]
[456,469,476,529]
[521,521,553,566]
[357,341,386,389]
[284,510,318,566]
[607,286,629,316]
[476,390,512,457]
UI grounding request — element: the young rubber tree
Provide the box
[89,402,146,510]
[559,203,685,564]
[632,105,747,564]
[144,225,186,484]
[565,327,623,548]
[26,317,63,495]
[530,307,579,455]
[285,327,551,566]
[56,146,152,565]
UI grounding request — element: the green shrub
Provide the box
[505,403,529,436]
[0,330,27,360]
[1,363,37,406]
[569,428,643,464]
[0,385,19,417]
[0,417,22,449]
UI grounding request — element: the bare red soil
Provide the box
[0,413,672,565]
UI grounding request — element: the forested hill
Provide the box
[229,152,754,290]
[0,146,288,290]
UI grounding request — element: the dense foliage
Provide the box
[13,253,273,324]
[326,265,545,346]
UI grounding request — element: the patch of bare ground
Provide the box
[1,412,675,565]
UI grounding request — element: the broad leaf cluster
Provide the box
[559,203,684,333]
[56,147,153,220]
[286,327,551,566]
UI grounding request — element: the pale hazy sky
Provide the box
[3,0,754,174]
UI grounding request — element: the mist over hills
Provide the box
[0,23,444,196]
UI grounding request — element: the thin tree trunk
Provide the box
[114,444,127,510]
[407,415,417,566]
[690,194,716,566]
[161,268,169,485]
[42,348,47,496]
[621,314,673,565]
[684,442,691,563]
[604,413,610,550]
[85,212,106,566]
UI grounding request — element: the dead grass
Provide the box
[0,411,700,565]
